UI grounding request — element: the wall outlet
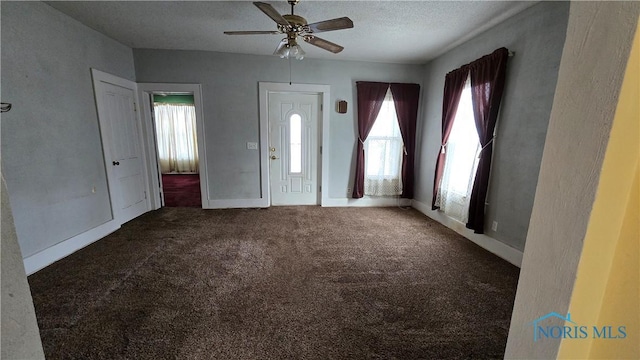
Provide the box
[491,221,498,231]
[347,187,352,195]
[246,142,258,150]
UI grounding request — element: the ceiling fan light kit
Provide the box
[274,38,306,60]
[224,0,354,61]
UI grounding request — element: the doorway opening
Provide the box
[152,93,202,208]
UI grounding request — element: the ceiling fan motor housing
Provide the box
[283,14,307,26]
[280,14,308,39]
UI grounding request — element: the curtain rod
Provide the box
[508,51,515,57]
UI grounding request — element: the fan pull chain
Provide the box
[289,55,292,85]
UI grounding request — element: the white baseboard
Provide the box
[206,198,269,209]
[322,197,412,207]
[411,200,523,267]
[207,197,412,208]
[23,220,120,275]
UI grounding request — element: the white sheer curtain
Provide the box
[435,77,480,222]
[364,89,404,196]
[153,103,199,174]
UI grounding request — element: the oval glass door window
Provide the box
[290,113,302,174]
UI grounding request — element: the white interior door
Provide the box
[93,70,148,224]
[269,93,320,205]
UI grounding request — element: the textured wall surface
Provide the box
[505,2,640,358]
[1,177,45,359]
[413,2,570,251]
[134,50,423,200]
[1,2,135,257]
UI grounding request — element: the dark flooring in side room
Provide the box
[161,173,201,207]
[29,206,520,359]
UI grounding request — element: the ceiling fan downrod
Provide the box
[288,0,299,15]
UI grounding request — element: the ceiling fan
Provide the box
[224,0,354,60]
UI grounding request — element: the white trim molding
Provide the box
[323,197,412,207]
[259,82,331,207]
[206,199,269,209]
[24,221,119,275]
[412,199,523,267]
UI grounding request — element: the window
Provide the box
[153,103,199,174]
[289,113,302,174]
[364,89,404,196]
[435,76,480,222]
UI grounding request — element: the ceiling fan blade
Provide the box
[303,36,344,54]
[253,2,290,27]
[224,31,281,35]
[306,17,354,33]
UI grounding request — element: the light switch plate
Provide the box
[247,142,258,150]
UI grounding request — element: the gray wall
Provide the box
[134,50,423,200]
[414,1,570,251]
[1,1,135,257]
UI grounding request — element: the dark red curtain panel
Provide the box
[466,47,509,233]
[390,83,421,199]
[431,67,469,210]
[352,82,390,198]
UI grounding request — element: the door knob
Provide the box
[270,147,276,152]
[112,161,120,166]
[270,155,279,160]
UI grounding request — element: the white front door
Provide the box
[268,93,320,205]
[93,70,148,224]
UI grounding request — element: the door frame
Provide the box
[137,83,208,210]
[91,69,151,224]
[258,82,330,207]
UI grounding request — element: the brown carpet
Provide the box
[28,207,519,359]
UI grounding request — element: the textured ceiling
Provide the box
[46,1,537,64]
